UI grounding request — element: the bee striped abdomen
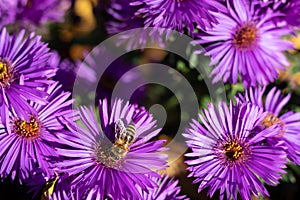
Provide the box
[125,123,136,144]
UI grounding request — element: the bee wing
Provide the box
[114,119,126,139]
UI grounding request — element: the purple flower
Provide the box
[26,170,78,200]
[0,0,17,28]
[106,0,144,34]
[48,184,113,200]
[184,101,287,200]
[53,58,77,92]
[45,173,73,200]
[0,0,70,29]
[139,175,187,200]
[17,0,69,25]
[106,0,164,50]
[0,28,58,127]
[193,0,293,88]
[261,0,300,27]
[55,98,167,199]
[0,82,74,183]
[237,87,300,165]
[45,175,186,200]
[131,0,224,36]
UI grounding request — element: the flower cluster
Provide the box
[1,0,300,199]
[0,82,73,182]
[106,0,295,88]
[0,29,173,199]
[0,28,56,127]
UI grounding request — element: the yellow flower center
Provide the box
[0,61,9,82]
[0,58,13,88]
[13,116,41,138]
[223,141,244,161]
[261,113,281,128]
[261,113,285,137]
[234,23,257,50]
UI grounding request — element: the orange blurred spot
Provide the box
[159,135,187,177]
[69,44,92,60]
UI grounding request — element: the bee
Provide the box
[40,172,59,200]
[109,119,136,161]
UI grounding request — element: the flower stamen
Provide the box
[13,116,41,138]
[223,141,244,161]
[215,138,250,167]
[234,23,257,50]
[0,58,14,88]
[261,113,281,128]
[261,113,285,137]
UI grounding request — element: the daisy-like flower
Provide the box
[131,0,224,36]
[0,82,74,183]
[184,101,287,200]
[139,175,187,200]
[237,87,300,165]
[0,28,58,126]
[193,0,293,87]
[261,0,300,27]
[0,0,70,29]
[55,98,168,199]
